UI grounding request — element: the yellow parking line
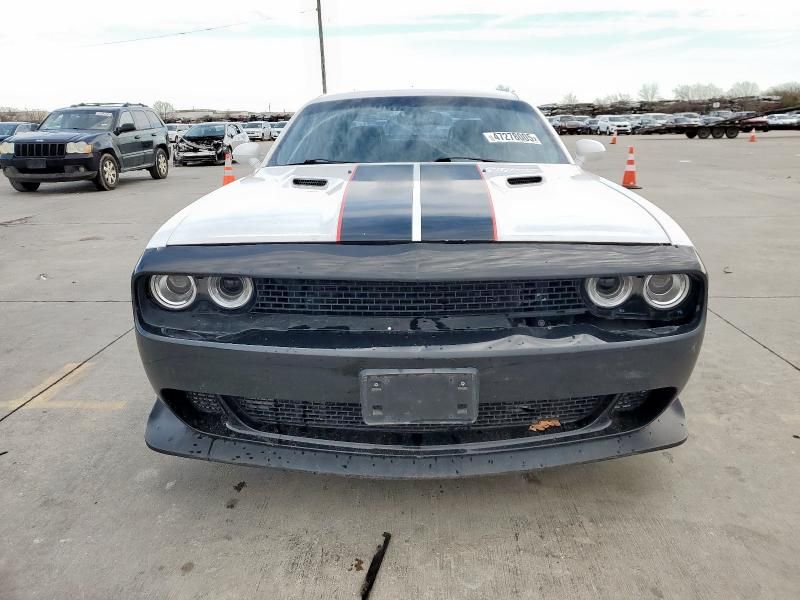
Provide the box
[1,363,81,411]
[1,362,125,411]
[39,401,127,410]
[32,362,93,404]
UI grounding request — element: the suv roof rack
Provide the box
[69,102,148,108]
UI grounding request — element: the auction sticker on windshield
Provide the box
[483,132,541,144]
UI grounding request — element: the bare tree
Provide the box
[727,81,760,98]
[152,100,175,120]
[673,83,724,101]
[766,81,800,106]
[561,92,578,105]
[595,92,633,105]
[638,82,659,102]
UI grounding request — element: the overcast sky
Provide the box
[2,0,798,112]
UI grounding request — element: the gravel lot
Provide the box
[1,135,798,599]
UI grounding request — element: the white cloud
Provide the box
[0,0,797,111]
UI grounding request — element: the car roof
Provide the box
[309,88,520,104]
[0,121,32,125]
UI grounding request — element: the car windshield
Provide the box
[609,116,627,122]
[274,122,286,129]
[39,110,115,131]
[245,122,262,128]
[269,96,567,165]
[184,124,225,139]
[0,124,19,135]
[166,124,177,131]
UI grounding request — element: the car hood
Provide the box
[149,162,684,248]
[9,130,102,143]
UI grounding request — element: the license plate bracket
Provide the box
[360,368,478,425]
[26,158,46,169]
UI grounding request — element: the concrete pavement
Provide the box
[1,136,798,599]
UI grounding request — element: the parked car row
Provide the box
[549,109,799,136]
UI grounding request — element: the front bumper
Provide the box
[138,319,702,477]
[1,156,98,182]
[176,149,217,162]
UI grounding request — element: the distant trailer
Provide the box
[638,106,800,139]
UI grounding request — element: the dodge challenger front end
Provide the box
[133,90,706,477]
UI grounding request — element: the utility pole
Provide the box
[316,0,327,93]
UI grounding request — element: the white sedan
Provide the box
[174,122,249,166]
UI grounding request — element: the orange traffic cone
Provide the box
[610,130,618,145]
[222,151,235,186]
[622,146,641,189]
[749,128,757,143]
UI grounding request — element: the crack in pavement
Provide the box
[0,327,134,424]
[709,308,799,373]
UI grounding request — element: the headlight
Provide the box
[643,274,690,309]
[585,276,633,308]
[66,141,92,154]
[208,276,254,309]
[0,142,13,154]
[149,275,197,310]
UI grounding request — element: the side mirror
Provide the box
[574,139,605,165]
[232,142,261,168]
[116,122,135,134]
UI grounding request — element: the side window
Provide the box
[146,111,163,128]
[118,111,134,130]
[132,111,151,130]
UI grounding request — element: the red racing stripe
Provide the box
[336,165,359,242]
[474,163,497,241]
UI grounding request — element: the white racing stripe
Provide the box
[412,162,422,242]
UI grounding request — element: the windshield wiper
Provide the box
[287,158,347,165]
[433,156,504,162]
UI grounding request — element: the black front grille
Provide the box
[252,278,585,317]
[14,142,66,158]
[225,393,610,431]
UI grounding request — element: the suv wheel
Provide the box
[9,180,40,192]
[149,148,169,180]
[94,154,119,191]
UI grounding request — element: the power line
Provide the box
[83,10,312,47]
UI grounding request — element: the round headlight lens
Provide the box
[585,276,633,308]
[643,274,690,309]
[208,276,253,309]
[149,274,197,310]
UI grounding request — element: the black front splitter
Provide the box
[145,397,687,479]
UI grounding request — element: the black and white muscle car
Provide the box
[133,90,706,478]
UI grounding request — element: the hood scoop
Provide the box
[292,177,328,188]
[507,175,543,186]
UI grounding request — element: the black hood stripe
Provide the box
[420,163,496,241]
[337,164,414,242]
